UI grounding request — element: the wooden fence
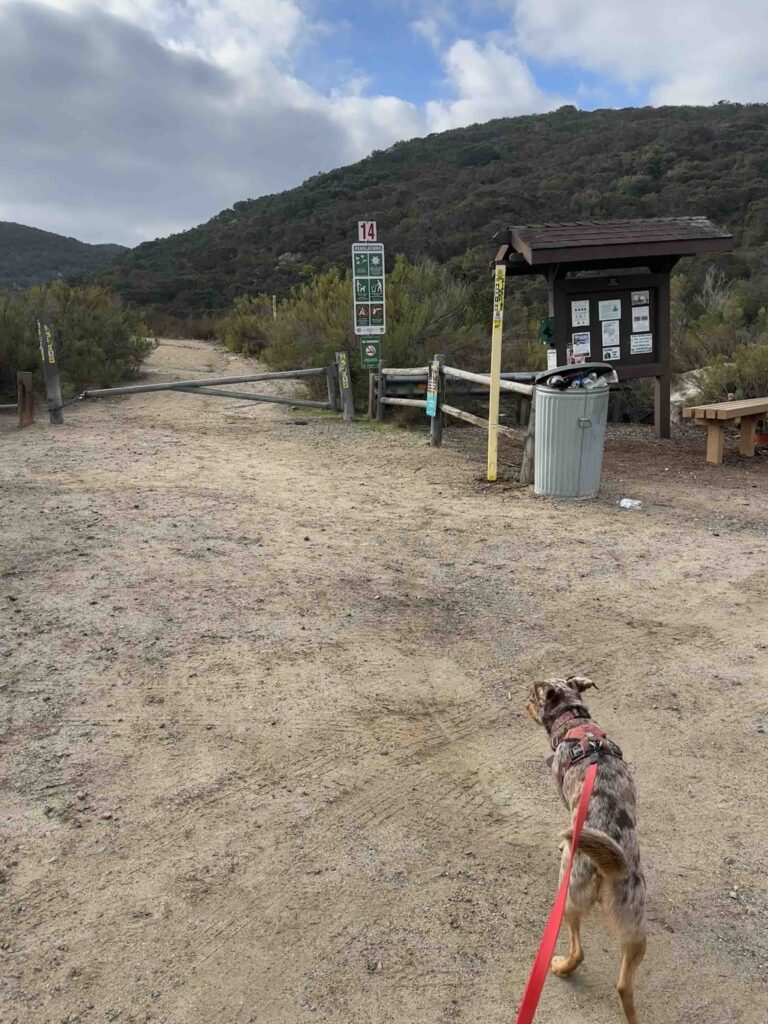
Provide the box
[374,356,538,483]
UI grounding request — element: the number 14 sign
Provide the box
[358,221,377,242]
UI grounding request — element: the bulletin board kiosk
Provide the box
[493,218,732,437]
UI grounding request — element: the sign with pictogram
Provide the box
[352,241,385,336]
[359,338,380,368]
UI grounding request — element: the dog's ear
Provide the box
[567,675,597,694]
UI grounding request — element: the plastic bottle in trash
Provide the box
[568,375,583,388]
[547,374,567,390]
[618,498,642,510]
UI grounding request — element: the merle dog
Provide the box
[526,675,646,1024]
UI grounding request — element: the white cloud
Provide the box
[513,0,768,105]
[411,16,443,49]
[426,39,564,132]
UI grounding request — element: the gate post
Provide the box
[37,320,64,425]
[335,351,355,422]
[17,371,34,428]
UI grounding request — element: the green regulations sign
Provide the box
[359,338,381,368]
[352,241,386,336]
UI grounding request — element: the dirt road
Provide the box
[2,339,767,1024]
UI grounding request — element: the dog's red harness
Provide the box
[549,708,623,770]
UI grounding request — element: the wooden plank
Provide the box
[714,398,768,419]
[382,366,429,376]
[440,403,516,437]
[706,422,726,465]
[444,365,533,396]
[739,415,758,457]
[380,397,427,408]
[685,397,768,420]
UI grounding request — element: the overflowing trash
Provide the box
[544,370,609,391]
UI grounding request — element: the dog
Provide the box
[526,675,646,1024]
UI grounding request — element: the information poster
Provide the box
[631,290,649,305]
[630,333,653,354]
[602,346,621,361]
[571,300,590,327]
[572,331,591,357]
[601,320,620,346]
[599,298,621,321]
[632,305,650,332]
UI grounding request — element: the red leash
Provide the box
[514,761,598,1024]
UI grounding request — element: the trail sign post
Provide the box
[358,221,377,242]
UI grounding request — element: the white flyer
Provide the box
[601,320,620,345]
[547,348,558,370]
[630,333,653,354]
[599,298,621,321]
[632,305,650,332]
[571,300,590,327]
[602,346,620,361]
[571,331,591,356]
[631,290,649,305]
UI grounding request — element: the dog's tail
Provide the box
[561,826,628,878]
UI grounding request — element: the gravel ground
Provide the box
[1,339,767,1024]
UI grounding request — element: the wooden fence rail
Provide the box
[375,356,537,483]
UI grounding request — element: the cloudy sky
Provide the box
[1,0,767,247]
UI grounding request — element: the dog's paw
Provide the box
[550,955,580,977]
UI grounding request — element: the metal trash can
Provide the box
[534,363,616,499]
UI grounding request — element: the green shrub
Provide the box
[689,342,768,403]
[0,283,150,398]
[218,294,273,355]
[220,256,542,405]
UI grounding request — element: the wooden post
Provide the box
[367,371,375,420]
[706,421,725,464]
[17,371,34,428]
[37,320,63,425]
[655,273,672,439]
[376,360,387,421]
[429,353,445,447]
[519,389,537,486]
[326,362,339,410]
[487,264,507,481]
[654,375,671,440]
[335,351,354,422]
[739,415,758,457]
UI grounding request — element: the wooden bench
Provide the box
[683,397,768,464]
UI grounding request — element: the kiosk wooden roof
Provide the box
[494,217,732,274]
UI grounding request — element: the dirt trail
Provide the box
[1,339,767,1024]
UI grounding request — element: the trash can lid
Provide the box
[535,362,619,386]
